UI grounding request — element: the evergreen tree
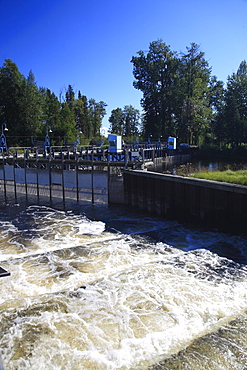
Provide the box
[0,59,26,145]
[88,99,107,138]
[40,88,62,145]
[21,70,43,145]
[122,105,140,138]
[109,106,140,138]
[109,108,124,134]
[209,76,225,146]
[74,92,89,140]
[223,62,247,147]
[180,43,212,145]
[65,84,75,111]
[59,102,76,144]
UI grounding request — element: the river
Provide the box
[0,193,247,369]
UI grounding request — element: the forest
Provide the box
[112,40,247,149]
[0,59,107,147]
[1,39,247,149]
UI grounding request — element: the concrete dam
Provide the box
[0,148,246,234]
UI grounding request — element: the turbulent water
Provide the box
[0,194,247,369]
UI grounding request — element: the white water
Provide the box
[0,200,247,369]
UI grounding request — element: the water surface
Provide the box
[0,194,247,369]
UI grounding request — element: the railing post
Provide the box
[76,152,79,203]
[48,153,52,203]
[141,148,145,168]
[61,151,65,204]
[124,149,128,169]
[24,150,27,199]
[36,150,39,201]
[107,152,110,204]
[14,151,17,201]
[2,152,6,199]
[91,151,94,203]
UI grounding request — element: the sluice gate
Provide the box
[0,156,109,204]
[0,148,181,204]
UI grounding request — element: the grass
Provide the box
[190,170,247,186]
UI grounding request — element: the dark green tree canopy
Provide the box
[1,50,247,149]
[221,63,247,146]
[0,59,107,146]
[109,108,124,134]
[131,40,181,139]
[131,40,221,145]
[109,105,140,139]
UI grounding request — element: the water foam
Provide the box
[1,205,247,369]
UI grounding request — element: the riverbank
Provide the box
[190,169,247,186]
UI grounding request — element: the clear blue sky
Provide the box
[1,0,247,129]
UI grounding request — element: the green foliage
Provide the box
[223,64,247,147]
[131,40,181,139]
[0,59,27,145]
[131,41,247,148]
[74,92,89,139]
[88,99,107,138]
[109,107,124,134]
[0,59,107,147]
[21,70,43,145]
[2,48,247,150]
[192,170,247,186]
[109,105,140,138]
[131,41,215,145]
[40,88,62,144]
[180,43,212,145]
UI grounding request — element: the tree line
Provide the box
[0,59,107,147]
[129,40,247,147]
[1,39,247,149]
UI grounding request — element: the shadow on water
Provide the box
[1,193,247,267]
[1,193,247,370]
[206,240,247,265]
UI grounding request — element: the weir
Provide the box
[3,146,245,234]
[0,147,188,204]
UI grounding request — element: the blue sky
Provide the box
[1,0,247,129]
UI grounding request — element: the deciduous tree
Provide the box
[223,61,247,146]
[131,40,182,140]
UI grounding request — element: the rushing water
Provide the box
[0,194,247,369]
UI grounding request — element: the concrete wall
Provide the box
[124,170,247,234]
